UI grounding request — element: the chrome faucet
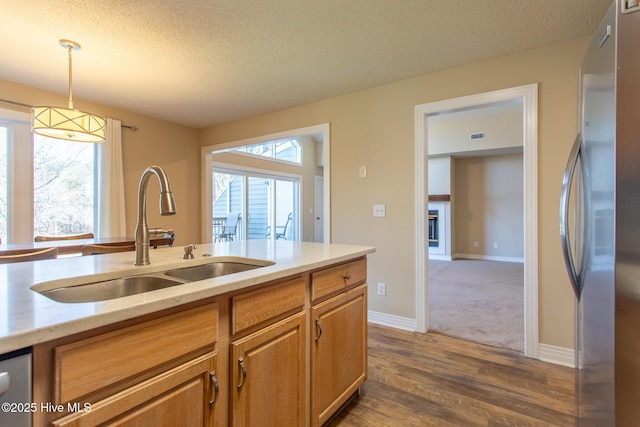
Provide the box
[134,165,176,266]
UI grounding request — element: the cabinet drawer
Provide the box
[54,303,218,404]
[232,277,305,334]
[311,258,367,302]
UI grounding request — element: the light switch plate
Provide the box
[373,204,386,217]
[359,165,367,178]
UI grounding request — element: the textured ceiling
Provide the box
[1,0,611,129]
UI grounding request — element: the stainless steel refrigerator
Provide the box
[560,1,640,425]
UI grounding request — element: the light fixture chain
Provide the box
[67,43,74,110]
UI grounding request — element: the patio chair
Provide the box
[215,212,241,242]
[275,212,293,240]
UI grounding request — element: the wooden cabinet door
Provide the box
[311,284,367,427]
[53,352,218,427]
[230,311,306,427]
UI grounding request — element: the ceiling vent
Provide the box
[469,132,485,141]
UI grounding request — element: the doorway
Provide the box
[415,84,539,358]
[428,104,525,351]
[314,176,324,242]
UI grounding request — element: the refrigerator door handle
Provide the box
[560,133,582,299]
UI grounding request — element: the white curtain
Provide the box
[96,118,127,237]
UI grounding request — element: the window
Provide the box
[33,134,94,236]
[1,109,95,243]
[230,139,302,165]
[212,167,298,242]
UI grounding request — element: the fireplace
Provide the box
[428,210,439,247]
[428,195,451,260]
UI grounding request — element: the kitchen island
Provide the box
[0,240,374,426]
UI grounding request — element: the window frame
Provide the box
[1,109,34,243]
[228,139,302,166]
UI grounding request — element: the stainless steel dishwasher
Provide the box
[0,348,32,427]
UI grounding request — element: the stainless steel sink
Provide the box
[163,261,273,282]
[38,275,186,303]
[33,258,275,303]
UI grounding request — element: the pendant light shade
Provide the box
[31,40,106,143]
[32,106,106,142]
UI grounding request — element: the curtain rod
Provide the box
[0,97,137,131]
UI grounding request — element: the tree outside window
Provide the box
[33,134,94,236]
[0,116,95,243]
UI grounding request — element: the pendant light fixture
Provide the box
[31,39,106,143]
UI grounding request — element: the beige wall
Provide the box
[0,79,201,246]
[454,153,524,259]
[200,36,590,349]
[427,156,451,195]
[429,109,523,156]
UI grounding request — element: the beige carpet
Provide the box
[428,259,524,352]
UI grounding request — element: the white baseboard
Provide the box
[453,253,524,263]
[367,310,416,331]
[538,343,575,368]
[368,310,575,369]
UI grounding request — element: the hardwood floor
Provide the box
[329,323,575,427]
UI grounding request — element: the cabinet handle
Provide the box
[315,318,323,342]
[209,370,219,407]
[343,273,351,281]
[237,357,247,391]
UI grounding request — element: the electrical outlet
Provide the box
[493,242,498,249]
[473,241,479,248]
[373,204,386,217]
[377,282,386,296]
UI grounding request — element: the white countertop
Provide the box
[0,240,375,354]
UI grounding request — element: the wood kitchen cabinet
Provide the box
[32,256,369,427]
[230,311,306,426]
[310,261,367,427]
[52,352,218,427]
[33,302,219,427]
[225,261,367,427]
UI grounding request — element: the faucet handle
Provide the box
[183,244,197,259]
